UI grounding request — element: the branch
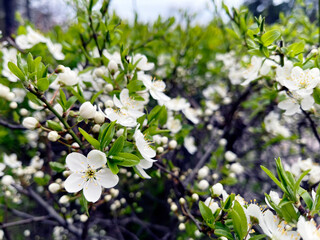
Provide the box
[301,108,320,146]
[0,118,26,130]
[183,142,216,186]
[14,185,82,238]
[26,86,83,148]
[1,215,49,228]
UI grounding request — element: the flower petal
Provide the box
[83,179,102,202]
[64,173,85,193]
[96,168,119,188]
[139,159,153,169]
[113,94,123,109]
[66,152,88,172]
[135,164,151,179]
[87,150,107,169]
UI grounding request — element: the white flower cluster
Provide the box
[15,26,65,60]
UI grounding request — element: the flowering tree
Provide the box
[1,0,320,239]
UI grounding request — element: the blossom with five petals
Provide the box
[64,150,119,202]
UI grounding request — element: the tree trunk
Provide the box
[3,0,16,36]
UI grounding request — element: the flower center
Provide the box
[85,168,96,179]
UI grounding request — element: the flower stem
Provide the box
[26,86,83,148]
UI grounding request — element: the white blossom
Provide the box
[64,150,119,202]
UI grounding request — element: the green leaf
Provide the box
[79,127,100,149]
[99,121,116,150]
[59,89,67,105]
[111,152,140,167]
[34,174,50,186]
[67,86,86,103]
[90,89,104,104]
[214,222,233,240]
[80,192,89,216]
[230,209,243,240]
[127,80,145,92]
[37,78,49,92]
[261,29,281,46]
[108,136,124,156]
[27,52,35,73]
[223,194,235,210]
[47,120,63,131]
[26,92,43,105]
[313,87,320,105]
[287,41,305,57]
[65,96,78,110]
[49,162,65,173]
[8,62,25,81]
[107,161,119,174]
[199,201,213,222]
[261,165,286,193]
[298,188,313,210]
[232,200,247,239]
[249,235,267,240]
[294,170,311,194]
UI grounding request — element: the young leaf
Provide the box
[37,78,49,92]
[107,160,119,175]
[108,136,124,156]
[99,121,116,150]
[49,162,65,173]
[47,120,63,131]
[79,127,100,149]
[111,152,140,167]
[261,29,281,46]
[199,201,213,222]
[8,62,25,81]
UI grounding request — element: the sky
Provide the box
[108,0,244,24]
[29,0,245,26]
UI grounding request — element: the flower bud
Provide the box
[170,203,178,212]
[192,193,199,201]
[116,128,124,137]
[6,92,15,101]
[94,111,105,124]
[92,124,100,133]
[48,183,61,194]
[22,117,39,129]
[1,175,14,185]
[219,138,227,146]
[20,108,28,116]
[55,65,66,73]
[9,101,18,109]
[59,195,69,204]
[157,147,164,153]
[108,60,118,75]
[178,223,186,231]
[198,179,209,190]
[198,166,209,179]
[161,136,168,144]
[168,140,177,149]
[94,67,105,78]
[211,183,223,196]
[105,83,114,92]
[225,151,237,162]
[179,198,186,205]
[48,131,60,142]
[79,101,96,119]
[104,99,114,108]
[34,171,44,178]
[80,214,88,222]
